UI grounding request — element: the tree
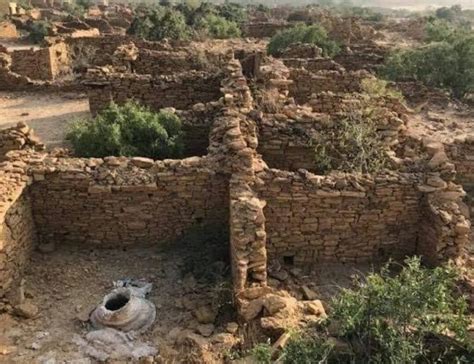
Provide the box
[196,14,241,39]
[382,35,474,99]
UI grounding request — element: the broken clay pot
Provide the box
[90,288,156,333]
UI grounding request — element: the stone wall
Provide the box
[133,48,230,76]
[9,41,70,81]
[0,157,37,298]
[0,56,470,315]
[282,58,343,73]
[0,193,36,298]
[0,122,44,160]
[178,102,222,157]
[242,22,292,38]
[256,170,424,264]
[30,157,229,248]
[289,69,368,104]
[85,70,224,115]
[257,114,319,172]
[446,139,474,189]
[10,47,52,80]
[66,35,189,69]
[333,43,386,72]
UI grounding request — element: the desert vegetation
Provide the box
[127,1,244,41]
[267,24,340,57]
[382,12,474,99]
[0,1,473,363]
[252,258,473,363]
[67,101,183,159]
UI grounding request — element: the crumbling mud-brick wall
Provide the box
[10,41,70,81]
[30,157,229,248]
[255,170,424,264]
[86,70,224,115]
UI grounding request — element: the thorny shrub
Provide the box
[312,112,388,174]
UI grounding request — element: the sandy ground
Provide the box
[0,240,235,363]
[0,239,376,363]
[0,92,90,149]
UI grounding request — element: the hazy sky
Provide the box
[367,0,474,10]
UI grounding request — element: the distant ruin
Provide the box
[0,6,472,361]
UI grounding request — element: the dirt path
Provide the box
[0,92,90,149]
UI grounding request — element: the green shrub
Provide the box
[127,3,244,41]
[361,78,404,101]
[382,35,474,99]
[148,9,190,41]
[197,14,241,39]
[282,333,336,364]
[128,8,190,41]
[267,24,340,58]
[425,18,470,43]
[251,342,272,364]
[313,114,388,174]
[67,101,183,159]
[331,257,471,363]
[27,21,52,44]
[218,2,247,23]
[280,257,472,363]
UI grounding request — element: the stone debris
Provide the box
[14,302,39,319]
[73,328,157,361]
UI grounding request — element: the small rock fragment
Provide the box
[14,302,39,319]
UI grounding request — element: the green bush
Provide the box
[218,2,247,23]
[127,3,244,41]
[148,9,190,41]
[331,257,471,363]
[425,18,470,43]
[382,35,474,99]
[128,8,190,41]
[361,78,404,101]
[267,24,340,58]
[313,114,388,174]
[27,21,52,44]
[251,342,272,364]
[282,333,336,364]
[279,257,472,363]
[67,101,183,159]
[196,14,241,39]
